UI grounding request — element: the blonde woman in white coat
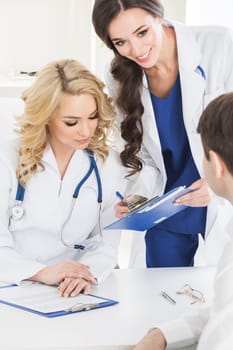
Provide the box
[92,0,233,267]
[0,59,127,297]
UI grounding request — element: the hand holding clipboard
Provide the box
[106,186,193,231]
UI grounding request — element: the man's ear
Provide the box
[209,150,227,178]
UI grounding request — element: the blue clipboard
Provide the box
[0,283,118,318]
[105,186,193,231]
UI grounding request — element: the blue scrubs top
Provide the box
[145,74,207,267]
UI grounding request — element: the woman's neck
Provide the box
[57,152,74,179]
[145,26,178,98]
[49,143,75,179]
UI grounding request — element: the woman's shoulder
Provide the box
[189,24,233,45]
[171,19,232,45]
[0,138,20,167]
[173,21,233,64]
[97,147,127,177]
[189,23,232,34]
[103,62,120,97]
[98,147,121,168]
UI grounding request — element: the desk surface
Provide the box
[0,266,216,350]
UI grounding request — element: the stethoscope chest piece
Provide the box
[11,202,25,221]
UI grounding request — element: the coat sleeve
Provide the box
[156,307,210,349]
[222,28,233,91]
[0,148,46,284]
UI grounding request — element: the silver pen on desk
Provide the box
[65,302,100,312]
[161,291,176,305]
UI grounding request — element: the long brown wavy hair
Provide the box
[92,0,164,175]
[16,59,116,186]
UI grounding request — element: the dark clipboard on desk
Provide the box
[0,282,118,318]
[105,186,193,231]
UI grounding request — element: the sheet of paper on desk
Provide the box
[0,281,107,313]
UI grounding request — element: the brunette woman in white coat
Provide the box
[92,0,233,267]
[0,59,126,297]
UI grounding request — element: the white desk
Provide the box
[0,266,216,350]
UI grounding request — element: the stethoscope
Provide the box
[10,149,103,250]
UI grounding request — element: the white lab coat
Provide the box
[105,21,233,266]
[0,139,127,285]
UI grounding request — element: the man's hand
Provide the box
[133,328,167,350]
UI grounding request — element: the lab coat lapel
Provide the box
[137,22,206,180]
[141,75,166,177]
[173,21,206,172]
[42,144,61,175]
[174,21,206,131]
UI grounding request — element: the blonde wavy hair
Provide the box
[16,59,116,186]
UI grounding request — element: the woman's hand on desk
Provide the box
[175,178,213,207]
[58,277,91,297]
[29,259,96,287]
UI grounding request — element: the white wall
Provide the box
[186,0,233,27]
[162,0,187,22]
[0,0,93,75]
[1,0,233,81]
[0,0,189,82]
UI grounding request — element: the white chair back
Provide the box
[0,97,24,142]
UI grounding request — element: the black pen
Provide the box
[161,291,176,305]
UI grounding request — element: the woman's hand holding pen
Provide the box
[115,191,129,218]
[175,178,213,207]
[29,259,96,293]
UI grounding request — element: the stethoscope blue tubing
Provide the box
[15,148,103,204]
